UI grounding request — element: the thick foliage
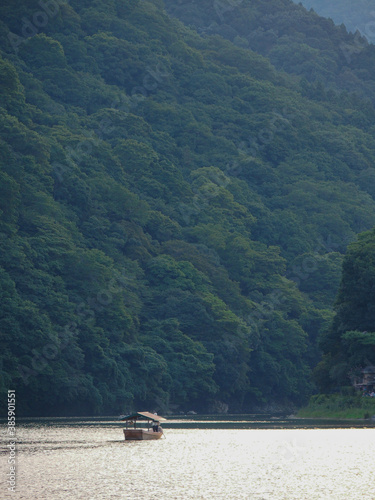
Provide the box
[1,0,375,415]
[316,229,375,391]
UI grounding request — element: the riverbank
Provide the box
[298,394,375,420]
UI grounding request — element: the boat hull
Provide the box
[123,429,163,441]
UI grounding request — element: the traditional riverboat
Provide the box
[121,411,166,440]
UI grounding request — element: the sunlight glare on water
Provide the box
[1,423,375,499]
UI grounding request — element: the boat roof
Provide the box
[120,411,166,422]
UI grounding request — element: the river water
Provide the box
[1,416,375,499]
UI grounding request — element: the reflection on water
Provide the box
[1,417,375,499]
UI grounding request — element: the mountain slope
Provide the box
[1,0,375,415]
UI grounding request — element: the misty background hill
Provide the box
[295,0,375,42]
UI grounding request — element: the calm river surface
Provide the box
[1,416,375,499]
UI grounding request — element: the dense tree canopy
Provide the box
[1,0,375,415]
[316,229,375,391]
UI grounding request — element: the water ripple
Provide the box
[1,424,375,499]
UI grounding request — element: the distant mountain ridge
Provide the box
[295,0,375,41]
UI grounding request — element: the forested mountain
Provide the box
[1,0,375,416]
[296,0,375,41]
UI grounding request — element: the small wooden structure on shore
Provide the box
[121,411,166,440]
[353,366,375,393]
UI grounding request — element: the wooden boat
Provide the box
[121,411,166,441]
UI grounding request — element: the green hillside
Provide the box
[1,0,375,416]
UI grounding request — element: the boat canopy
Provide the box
[120,411,166,422]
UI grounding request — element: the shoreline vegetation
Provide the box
[297,394,375,420]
